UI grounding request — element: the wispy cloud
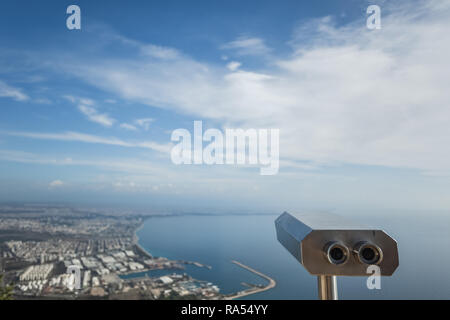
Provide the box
[0,149,170,177]
[140,44,180,60]
[119,123,138,131]
[113,34,182,60]
[134,118,154,131]
[78,104,116,127]
[120,118,154,131]
[3,131,172,153]
[221,36,272,57]
[226,61,242,71]
[49,180,64,188]
[64,95,116,127]
[0,80,29,101]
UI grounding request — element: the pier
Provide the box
[226,260,276,299]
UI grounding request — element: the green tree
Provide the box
[0,274,13,300]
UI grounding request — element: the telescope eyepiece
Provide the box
[355,242,383,265]
[324,242,349,265]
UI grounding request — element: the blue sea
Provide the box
[131,211,450,299]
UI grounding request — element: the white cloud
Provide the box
[226,61,242,71]
[64,95,116,127]
[221,36,272,57]
[134,118,154,130]
[120,119,154,131]
[140,44,180,60]
[113,34,181,60]
[0,149,165,175]
[79,98,95,106]
[120,123,138,131]
[4,131,172,154]
[63,95,77,103]
[0,80,29,101]
[55,1,450,173]
[49,180,64,188]
[78,105,116,127]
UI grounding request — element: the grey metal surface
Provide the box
[284,211,373,230]
[275,211,399,276]
[318,275,338,300]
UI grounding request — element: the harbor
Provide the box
[226,260,276,299]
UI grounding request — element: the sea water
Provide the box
[130,212,450,299]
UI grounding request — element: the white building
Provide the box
[159,276,173,285]
[83,270,91,288]
[20,264,54,281]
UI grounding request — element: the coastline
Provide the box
[132,217,153,259]
[129,215,276,300]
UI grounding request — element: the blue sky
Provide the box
[0,0,450,213]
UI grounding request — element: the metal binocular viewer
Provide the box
[275,212,399,300]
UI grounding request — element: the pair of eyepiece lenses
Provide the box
[325,241,383,265]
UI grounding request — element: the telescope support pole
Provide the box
[317,275,338,300]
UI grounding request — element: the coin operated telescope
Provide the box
[275,212,399,300]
